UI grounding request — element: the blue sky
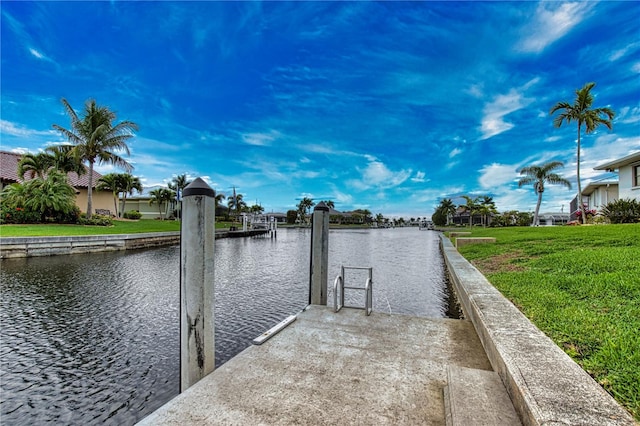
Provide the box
[1,1,639,218]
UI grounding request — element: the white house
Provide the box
[581,180,619,211]
[594,151,640,201]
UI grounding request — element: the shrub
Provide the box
[78,214,113,226]
[601,198,640,224]
[123,210,142,220]
[0,205,41,224]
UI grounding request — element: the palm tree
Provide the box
[45,145,87,176]
[24,171,77,220]
[17,153,53,179]
[518,161,571,226]
[53,98,138,218]
[213,190,226,215]
[322,200,335,209]
[478,196,497,227]
[227,190,246,219]
[460,195,479,226]
[168,173,192,219]
[119,174,143,217]
[296,197,315,224]
[149,188,176,220]
[96,173,126,217]
[550,83,614,224]
[439,198,456,225]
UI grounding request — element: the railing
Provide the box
[333,266,373,316]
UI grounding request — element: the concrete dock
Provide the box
[137,232,636,426]
[138,306,519,425]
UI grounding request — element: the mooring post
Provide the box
[309,201,330,305]
[180,177,216,392]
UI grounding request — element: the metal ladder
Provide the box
[333,266,373,316]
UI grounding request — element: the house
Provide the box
[0,150,113,215]
[569,151,640,220]
[594,151,640,200]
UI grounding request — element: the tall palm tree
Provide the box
[439,198,456,225]
[149,188,176,220]
[213,190,226,215]
[550,83,614,224]
[119,174,143,217]
[96,173,126,217]
[478,196,497,227]
[17,153,53,179]
[53,98,138,218]
[322,200,335,209]
[518,161,571,226]
[296,197,315,224]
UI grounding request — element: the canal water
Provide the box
[0,227,448,425]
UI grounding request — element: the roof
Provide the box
[0,150,102,188]
[582,180,618,196]
[594,151,640,171]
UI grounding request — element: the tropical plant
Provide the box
[518,161,571,226]
[45,145,87,176]
[249,204,264,214]
[168,174,191,219]
[296,197,315,224]
[227,190,246,219]
[96,173,126,217]
[438,198,457,225]
[122,210,142,220]
[53,98,138,218]
[119,174,143,217]
[601,198,640,224]
[460,195,479,226]
[477,196,498,227]
[17,152,53,179]
[1,171,77,222]
[149,188,176,220]
[550,83,614,224]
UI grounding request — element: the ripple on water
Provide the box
[1,227,448,425]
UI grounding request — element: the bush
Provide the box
[78,214,113,226]
[601,198,640,224]
[123,210,142,220]
[0,205,41,224]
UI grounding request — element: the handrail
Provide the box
[365,277,373,316]
[333,275,344,313]
[333,266,373,315]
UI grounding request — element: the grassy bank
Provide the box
[0,220,241,237]
[451,224,639,420]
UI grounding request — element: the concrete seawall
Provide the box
[0,232,181,259]
[440,234,634,425]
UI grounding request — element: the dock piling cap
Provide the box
[183,177,215,198]
[314,201,329,212]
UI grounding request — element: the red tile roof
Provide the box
[0,150,102,188]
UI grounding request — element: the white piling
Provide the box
[180,178,216,392]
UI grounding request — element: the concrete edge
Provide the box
[439,234,635,426]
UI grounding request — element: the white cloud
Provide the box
[0,120,54,137]
[479,88,533,140]
[410,171,427,183]
[241,130,281,146]
[29,48,44,59]
[348,157,411,191]
[608,41,640,62]
[617,106,640,124]
[478,163,518,189]
[449,148,462,158]
[518,2,594,54]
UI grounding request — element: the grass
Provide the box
[451,224,640,421]
[0,220,241,237]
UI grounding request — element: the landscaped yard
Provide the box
[451,224,640,421]
[0,219,239,237]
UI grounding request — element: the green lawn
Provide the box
[451,224,640,421]
[0,220,239,237]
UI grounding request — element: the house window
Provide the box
[634,164,640,187]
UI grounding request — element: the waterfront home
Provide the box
[0,150,113,215]
[570,151,640,220]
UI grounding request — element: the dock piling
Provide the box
[309,202,330,305]
[180,178,216,392]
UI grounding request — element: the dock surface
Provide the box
[138,306,495,425]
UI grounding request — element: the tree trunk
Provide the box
[576,123,586,224]
[534,190,543,226]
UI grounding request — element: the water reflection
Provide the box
[1,227,446,425]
